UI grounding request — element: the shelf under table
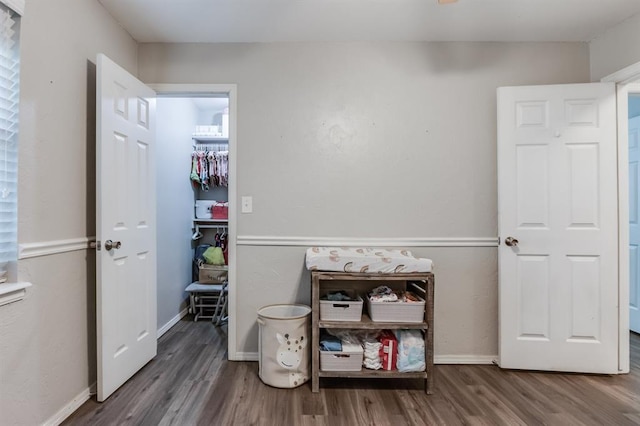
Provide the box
[311,270,435,395]
[318,369,427,379]
[319,314,428,330]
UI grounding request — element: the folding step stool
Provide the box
[185,281,228,325]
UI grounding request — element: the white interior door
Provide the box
[96,54,157,401]
[630,115,640,334]
[498,82,619,373]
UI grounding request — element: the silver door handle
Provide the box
[104,240,122,251]
[505,237,519,247]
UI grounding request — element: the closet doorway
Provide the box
[152,84,238,358]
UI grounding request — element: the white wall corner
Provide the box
[157,308,189,339]
[42,384,93,426]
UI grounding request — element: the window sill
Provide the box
[0,282,32,307]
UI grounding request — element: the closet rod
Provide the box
[192,223,228,240]
[193,143,228,151]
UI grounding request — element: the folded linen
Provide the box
[320,331,342,351]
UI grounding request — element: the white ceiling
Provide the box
[191,97,228,111]
[98,0,640,43]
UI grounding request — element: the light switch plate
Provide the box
[241,196,253,213]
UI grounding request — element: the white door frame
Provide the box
[602,61,640,373]
[149,83,239,361]
[620,110,640,332]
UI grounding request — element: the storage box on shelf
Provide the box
[195,200,216,219]
[212,202,228,219]
[320,342,364,372]
[310,271,435,394]
[198,264,228,284]
[366,292,425,323]
[319,290,363,322]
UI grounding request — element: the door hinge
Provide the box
[90,240,101,251]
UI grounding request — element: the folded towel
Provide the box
[320,331,342,351]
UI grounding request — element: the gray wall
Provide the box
[156,98,199,328]
[139,41,590,357]
[0,0,137,425]
[0,25,596,422]
[590,13,640,81]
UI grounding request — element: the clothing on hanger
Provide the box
[190,147,229,190]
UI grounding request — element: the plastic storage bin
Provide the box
[366,293,426,323]
[320,342,364,371]
[257,304,311,388]
[195,200,216,219]
[319,291,363,322]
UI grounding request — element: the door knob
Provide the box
[104,240,122,251]
[505,237,519,247]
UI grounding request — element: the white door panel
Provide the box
[498,83,618,373]
[629,115,640,334]
[97,54,157,401]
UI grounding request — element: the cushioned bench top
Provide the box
[305,247,433,274]
[185,282,227,292]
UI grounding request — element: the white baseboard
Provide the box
[435,355,498,365]
[44,311,191,424]
[232,352,259,361]
[43,384,93,426]
[157,308,189,339]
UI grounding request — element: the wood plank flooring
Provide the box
[64,321,640,425]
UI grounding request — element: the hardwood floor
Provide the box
[64,322,640,426]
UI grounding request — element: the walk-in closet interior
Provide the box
[155,95,230,329]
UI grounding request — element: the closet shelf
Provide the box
[193,218,228,224]
[318,370,428,379]
[319,315,428,330]
[192,135,229,143]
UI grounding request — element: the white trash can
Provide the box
[257,304,311,388]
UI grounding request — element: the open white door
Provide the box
[630,115,640,334]
[96,54,157,401]
[498,82,619,373]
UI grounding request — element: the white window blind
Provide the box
[0,3,18,283]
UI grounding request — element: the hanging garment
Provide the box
[190,153,200,183]
[190,148,229,189]
[198,151,209,191]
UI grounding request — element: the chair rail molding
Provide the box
[18,237,95,259]
[237,235,498,247]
